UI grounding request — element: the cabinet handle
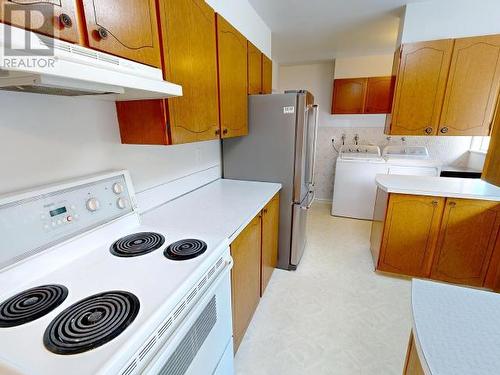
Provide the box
[215,129,220,136]
[424,127,433,135]
[449,201,457,207]
[263,208,268,214]
[440,127,449,134]
[59,13,73,28]
[223,129,228,135]
[97,27,109,40]
[432,201,438,206]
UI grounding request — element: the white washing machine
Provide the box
[332,145,442,220]
[332,145,388,220]
[383,146,442,176]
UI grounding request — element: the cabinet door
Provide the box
[483,100,500,186]
[261,194,279,296]
[0,0,80,43]
[216,14,248,139]
[439,35,500,136]
[431,199,500,286]
[116,100,169,145]
[231,215,262,352]
[81,0,161,67]
[262,54,272,94]
[378,194,445,277]
[365,76,394,114]
[248,41,262,95]
[390,40,453,135]
[158,0,220,144]
[331,78,367,114]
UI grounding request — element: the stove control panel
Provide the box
[0,172,135,269]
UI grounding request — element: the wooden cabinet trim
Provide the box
[378,194,445,277]
[430,198,500,286]
[81,0,162,67]
[262,54,273,94]
[438,35,500,136]
[247,41,263,95]
[0,0,82,43]
[331,78,368,114]
[483,95,500,186]
[158,0,220,144]
[390,40,454,135]
[216,14,248,139]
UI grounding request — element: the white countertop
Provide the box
[376,175,500,201]
[411,280,500,375]
[141,178,282,243]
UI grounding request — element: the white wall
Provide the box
[334,55,394,79]
[401,0,500,43]
[0,0,271,196]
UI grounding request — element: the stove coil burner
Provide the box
[0,285,68,328]
[110,232,165,257]
[164,239,208,261]
[44,291,139,355]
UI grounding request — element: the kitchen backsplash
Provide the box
[314,126,475,201]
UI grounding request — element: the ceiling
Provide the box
[248,0,427,64]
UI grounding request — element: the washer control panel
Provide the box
[0,173,134,269]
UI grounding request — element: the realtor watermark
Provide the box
[0,3,57,76]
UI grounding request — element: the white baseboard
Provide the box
[136,165,221,213]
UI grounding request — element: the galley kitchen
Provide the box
[0,1,500,375]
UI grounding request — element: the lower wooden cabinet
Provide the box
[483,98,500,186]
[371,191,500,289]
[403,332,425,375]
[261,194,280,295]
[230,193,280,353]
[430,199,500,286]
[231,214,262,352]
[376,194,444,277]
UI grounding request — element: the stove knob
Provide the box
[112,183,124,195]
[117,198,128,210]
[86,198,100,212]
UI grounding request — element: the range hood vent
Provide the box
[0,24,182,101]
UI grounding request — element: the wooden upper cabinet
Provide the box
[158,0,219,144]
[261,194,279,296]
[248,41,262,95]
[365,77,394,114]
[81,0,161,67]
[332,78,367,114]
[378,194,445,277]
[439,35,500,136]
[231,215,262,353]
[430,198,500,287]
[262,54,273,94]
[389,39,454,135]
[483,101,500,186]
[116,100,169,145]
[0,0,81,43]
[216,14,248,138]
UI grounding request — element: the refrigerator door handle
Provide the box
[305,104,319,190]
[309,105,320,189]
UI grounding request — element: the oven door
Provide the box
[142,259,234,375]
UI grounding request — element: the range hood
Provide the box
[0,24,182,101]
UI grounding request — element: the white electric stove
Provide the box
[0,171,234,375]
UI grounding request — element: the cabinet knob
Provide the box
[223,129,228,135]
[424,127,433,135]
[440,127,449,134]
[97,27,109,40]
[263,208,268,214]
[449,201,457,207]
[59,13,73,28]
[215,129,220,136]
[432,201,438,206]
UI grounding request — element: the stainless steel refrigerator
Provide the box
[223,90,319,270]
